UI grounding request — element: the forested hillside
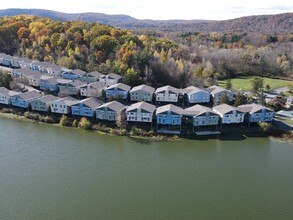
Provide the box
[0,15,292,89]
[0,9,293,33]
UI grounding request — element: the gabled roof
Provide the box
[213,104,244,115]
[43,63,62,71]
[126,101,156,113]
[207,85,232,95]
[9,90,21,96]
[238,103,274,114]
[130,84,155,94]
[73,97,103,109]
[184,86,209,95]
[96,101,126,112]
[0,87,20,96]
[30,61,46,67]
[52,96,78,106]
[26,71,42,80]
[155,85,178,94]
[0,53,13,60]
[62,68,86,76]
[40,75,58,83]
[156,104,183,115]
[184,104,217,116]
[57,78,72,84]
[40,75,54,80]
[0,87,9,95]
[87,71,105,78]
[14,91,43,100]
[34,95,60,104]
[106,83,131,92]
[107,73,122,80]
[13,67,37,76]
[68,80,87,88]
[13,57,33,64]
[72,69,86,76]
[87,81,107,90]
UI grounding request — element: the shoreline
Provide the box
[0,110,292,144]
[0,111,180,142]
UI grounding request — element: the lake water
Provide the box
[0,118,293,220]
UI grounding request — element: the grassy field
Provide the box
[218,76,293,92]
[275,116,293,125]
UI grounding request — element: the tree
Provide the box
[59,115,70,126]
[265,84,271,92]
[0,71,13,89]
[220,94,229,104]
[116,112,127,129]
[108,94,123,102]
[234,92,246,106]
[258,122,273,134]
[78,117,92,130]
[159,49,167,65]
[225,78,232,90]
[123,68,141,87]
[257,92,266,106]
[250,76,264,94]
[267,35,278,43]
[72,119,79,127]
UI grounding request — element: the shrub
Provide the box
[72,119,79,127]
[258,122,273,134]
[1,108,13,113]
[59,115,70,126]
[24,112,41,120]
[41,116,55,124]
[109,128,128,136]
[92,123,111,133]
[78,117,92,130]
[130,127,153,137]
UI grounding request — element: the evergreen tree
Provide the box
[225,78,232,90]
[220,94,229,104]
[258,93,266,106]
[250,76,264,94]
[234,92,246,106]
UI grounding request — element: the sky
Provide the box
[1,0,293,20]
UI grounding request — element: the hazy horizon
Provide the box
[1,0,293,20]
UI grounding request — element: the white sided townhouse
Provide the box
[50,97,78,114]
[95,101,126,121]
[31,95,60,112]
[184,104,220,129]
[80,81,107,98]
[126,101,156,123]
[213,104,245,125]
[238,103,275,124]
[155,85,179,103]
[0,87,21,105]
[129,84,155,102]
[183,86,210,104]
[99,73,122,86]
[207,85,234,105]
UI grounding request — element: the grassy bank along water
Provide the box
[0,107,179,142]
[0,106,291,143]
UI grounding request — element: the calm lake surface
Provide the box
[0,118,293,220]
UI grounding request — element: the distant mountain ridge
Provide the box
[0,8,293,32]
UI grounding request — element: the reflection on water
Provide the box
[0,118,292,220]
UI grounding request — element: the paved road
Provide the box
[273,87,290,94]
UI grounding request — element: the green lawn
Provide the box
[218,76,293,92]
[275,116,293,125]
